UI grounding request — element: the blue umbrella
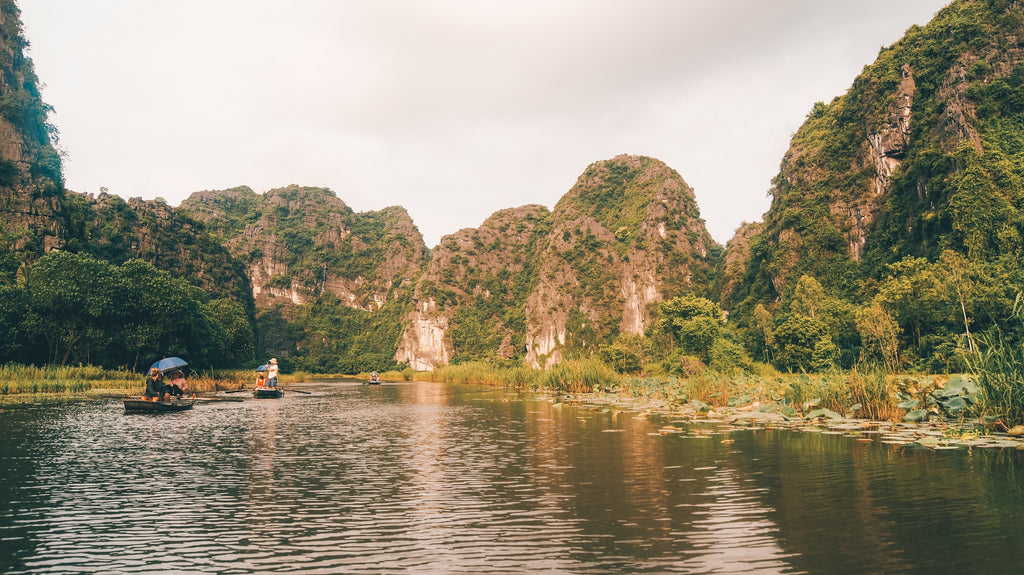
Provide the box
[151,357,188,372]
[255,364,269,372]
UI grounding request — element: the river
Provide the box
[1,381,1022,574]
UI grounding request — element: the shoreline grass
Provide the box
[0,364,256,397]
[369,361,943,422]
[0,361,987,425]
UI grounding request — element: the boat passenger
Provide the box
[144,368,168,402]
[167,370,186,398]
[267,358,279,388]
[370,371,379,384]
[255,371,267,389]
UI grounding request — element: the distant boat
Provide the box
[253,387,283,399]
[123,396,195,412]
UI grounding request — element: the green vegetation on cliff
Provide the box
[0,251,253,370]
[724,0,1024,394]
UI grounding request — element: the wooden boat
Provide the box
[123,396,195,412]
[253,387,283,398]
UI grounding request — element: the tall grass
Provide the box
[0,364,255,396]
[962,296,1024,426]
[968,332,1024,426]
[0,364,138,395]
[411,359,618,393]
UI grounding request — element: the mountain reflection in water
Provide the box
[1,381,1022,574]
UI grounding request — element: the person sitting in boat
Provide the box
[255,371,267,389]
[267,358,279,388]
[166,370,186,398]
[143,368,169,401]
[370,371,380,384]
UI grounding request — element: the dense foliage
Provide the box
[2,251,253,370]
[720,0,1024,386]
[255,293,409,374]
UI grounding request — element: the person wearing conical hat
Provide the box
[267,358,279,388]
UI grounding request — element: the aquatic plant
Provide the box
[0,364,137,394]
[967,305,1024,426]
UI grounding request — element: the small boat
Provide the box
[253,387,283,398]
[124,396,195,412]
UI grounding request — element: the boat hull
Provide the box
[253,388,283,398]
[123,396,195,412]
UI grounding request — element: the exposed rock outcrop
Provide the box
[395,205,549,370]
[182,185,427,311]
[0,1,65,258]
[523,155,716,368]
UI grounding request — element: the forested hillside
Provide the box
[11,0,1024,380]
[729,0,1024,372]
[0,1,255,370]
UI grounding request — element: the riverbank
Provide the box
[6,361,1023,447]
[550,385,1024,451]
[367,359,1024,435]
[0,364,256,402]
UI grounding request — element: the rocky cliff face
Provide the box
[181,185,427,311]
[523,155,716,368]
[61,191,254,307]
[395,155,719,370]
[737,0,1024,305]
[717,221,762,310]
[0,0,65,261]
[396,205,549,371]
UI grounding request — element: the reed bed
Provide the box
[0,364,256,396]
[1,359,980,426]
[968,333,1024,426]
[0,364,138,395]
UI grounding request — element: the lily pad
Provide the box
[805,408,843,420]
[941,397,967,412]
[904,409,929,422]
[898,399,920,410]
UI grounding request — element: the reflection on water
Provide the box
[1,382,1023,573]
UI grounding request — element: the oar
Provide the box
[284,388,311,394]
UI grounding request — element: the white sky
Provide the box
[20,0,950,247]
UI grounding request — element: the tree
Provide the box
[203,298,255,367]
[773,315,829,372]
[22,252,119,365]
[657,296,722,362]
[791,275,826,319]
[936,250,978,352]
[599,334,650,374]
[874,257,946,352]
[753,304,775,362]
[856,302,902,372]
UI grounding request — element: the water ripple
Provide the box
[3,384,1024,573]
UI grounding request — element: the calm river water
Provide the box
[2,381,1023,574]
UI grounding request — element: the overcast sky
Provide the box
[20,0,950,247]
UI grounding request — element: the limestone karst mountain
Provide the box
[181,185,428,311]
[0,0,64,260]
[16,0,1024,374]
[396,154,721,370]
[729,0,1024,312]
